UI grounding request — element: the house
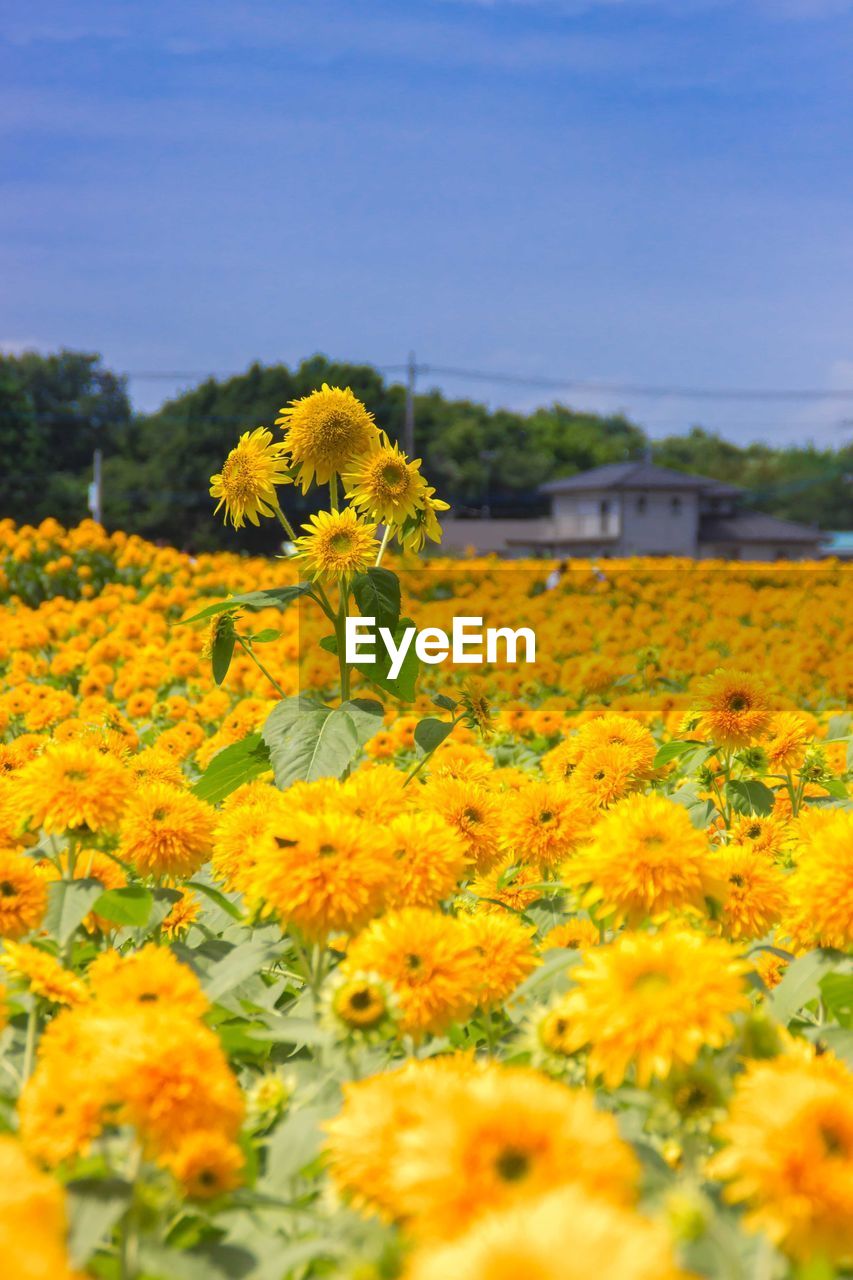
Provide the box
[492,461,823,560]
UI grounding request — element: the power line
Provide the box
[121,363,853,402]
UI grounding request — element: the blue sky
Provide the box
[2,0,853,445]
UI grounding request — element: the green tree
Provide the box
[0,350,131,525]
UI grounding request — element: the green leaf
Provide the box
[415,716,455,756]
[211,624,236,685]
[769,950,841,1024]
[506,948,583,1016]
[820,778,849,800]
[91,886,153,928]
[178,583,312,626]
[261,694,327,740]
[361,616,420,702]
[248,1015,332,1048]
[265,1105,329,1187]
[67,1178,132,1268]
[137,1243,256,1280]
[44,878,104,944]
[203,939,281,1002]
[653,740,705,768]
[669,786,717,829]
[826,713,851,739]
[249,629,281,643]
[727,778,776,816]
[192,733,271,804]
[815,1026,853,1066]
[145,887,184,933]
[262,698,384,788]
[320,620,420,702]
[352,567,401,631]
[259,1239,343,1274]
[432,692,459,712]
[819,972,853,1027]
[187,879,244,922]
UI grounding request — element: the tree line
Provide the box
[1,349,851,552]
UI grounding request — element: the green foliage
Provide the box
[5,349,850,546]
[262,696,385,788]
[726,779,777,816]
[0,349,131,525]
[192,734,272,804]
[351,568,401,632]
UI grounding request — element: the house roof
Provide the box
[540,461,741,496]
[699,512,822,545]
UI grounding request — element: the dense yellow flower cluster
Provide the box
[0,492,851,1278]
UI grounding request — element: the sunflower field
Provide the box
[0,385,852,1280]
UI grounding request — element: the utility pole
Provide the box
[88,448,103,524]
[404,351,416,457]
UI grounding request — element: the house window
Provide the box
[671,496,682,515]
[636,495,647,514]
[599,499,609,533]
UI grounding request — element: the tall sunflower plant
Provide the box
[181,385,466,800]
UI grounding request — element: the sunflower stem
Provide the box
[236,636,287,699]
[21,999,38,1081]
[119,1147,143,1280]
[272,501,298,543]
[374,524,393,567]
[402,714,465,787]
[335,584,352,709]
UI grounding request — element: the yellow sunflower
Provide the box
[710,1053,853,1262]
[15,740,130,834]
[784,809,853,950]
[561,927,751,1087]
[422,776,504,874]
[294,507,378,580]
[324,1055,479,1218]
[342,907,481,1038]
[540,917,600,951]
[164,1130,245,1200]
[463,912,539,1008]
[88,942,210,1018]
[398,486,450,552]
[569,742,641,808]
[502,780,592,870]
[390,1063,639,1239]
[383,811,470,910]
[118,781,215,880]
[566,793,723,927]
[343,433,427,525]
[0,851,47,939]
[326,970,398,1037]
[763,711,811,772]
[575,712,657,775]
[0,942,87,1006]
[406,1185,687,1280]
[249,810,395,941]
[209,427,292,528]
[712,843,789,941]
[691,669,772,748]
[276,384,379,491]
[466,859,544,917]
